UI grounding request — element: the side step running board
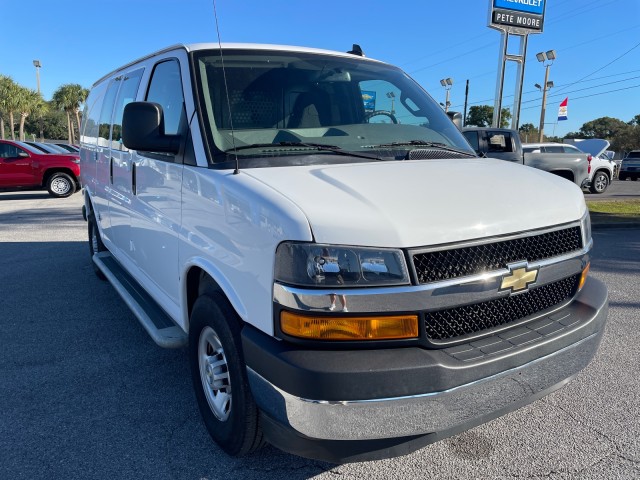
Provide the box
[93,252,188,349]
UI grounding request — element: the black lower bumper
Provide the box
[242,277,608,463]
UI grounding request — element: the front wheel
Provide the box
[47,172,76,198]
[189,293,264,457]
[589,171,609,194]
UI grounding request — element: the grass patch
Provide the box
[587,199,640,216]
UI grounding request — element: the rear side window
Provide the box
[487,131,513,153]
[628,151,640,158]
[543,145,564,153]
[145,59,185,135]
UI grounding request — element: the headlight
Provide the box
[581,210,592,247]
[274,242,410,287]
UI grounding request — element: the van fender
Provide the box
[180,257,249,331]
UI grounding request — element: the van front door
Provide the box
[129,59,185,311]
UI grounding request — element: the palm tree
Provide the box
[0,76,21,140]
[52,83,88,144]
[0,75,13,139]
[16,88,43,141]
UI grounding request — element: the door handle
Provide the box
[132,162,137,195]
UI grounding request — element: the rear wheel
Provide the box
[189,292,264,457]
[47,172,76,198]
[88,212,107,280]
[589,171,609,194]
[619,173,627,181]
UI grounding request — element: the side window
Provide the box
[487,131,513,153]
[81,82,107,149]
[98,79,121,148]
[111,69,144,151]
[463,131,479,152]
[0,144,21,158]
[545,145,564,153]
[562,145,579,154]
[146,59,185,135]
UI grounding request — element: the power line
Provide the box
[519,83,640,111]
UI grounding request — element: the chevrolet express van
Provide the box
[80,43,608,463]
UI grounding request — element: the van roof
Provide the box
[92,42,386,87]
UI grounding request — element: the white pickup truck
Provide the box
[80,43,608,463]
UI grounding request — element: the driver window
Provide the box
[0,144,24,158]
[358,80,425,126]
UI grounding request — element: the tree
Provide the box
[466,105,511,128]
[0,77,22,140]
[518,123,536,143]
[628,114,640,127]
[578,116,628,139]
[16,87,42,141]
[52,83,88,144]
[0,75,15,139]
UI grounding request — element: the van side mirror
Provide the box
[446,111,463,130]
[122,102,181,154]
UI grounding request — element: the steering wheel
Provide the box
[365,110,398,124]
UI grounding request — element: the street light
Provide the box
[440,77,453,112]
[386,91,396,114]
[33,60,41,95]
[535,50,556,142]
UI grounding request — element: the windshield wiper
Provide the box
[367,140,476,157]
[224,142,381,161]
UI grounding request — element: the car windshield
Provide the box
[192,48,474,166]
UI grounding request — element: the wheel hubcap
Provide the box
[51,178,70,195]
[595,175,607,192]
[198,326,231,421]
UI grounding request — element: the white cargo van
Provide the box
[80,43,608,463]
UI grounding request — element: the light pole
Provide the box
[535,50,555,142]
[386,91,396,114]
[33,60,41,95]
[440,78,453,112]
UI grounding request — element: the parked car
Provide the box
[462,128,589,188]
[80,43,607,463]
[558,139,615,193]
[23,141,70,154]
[0,139,80,197]
[53,142,80,153]
[619,150,640,181]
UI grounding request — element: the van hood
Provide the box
[244,158,586,248]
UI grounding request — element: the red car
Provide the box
[0,139,81,197]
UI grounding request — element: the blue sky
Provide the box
[1,0,639,137]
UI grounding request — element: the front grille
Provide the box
[424,274,580,341]
[413,226,582,284]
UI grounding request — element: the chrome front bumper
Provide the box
[248,330,601,441]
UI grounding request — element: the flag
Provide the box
[558,97,568,121]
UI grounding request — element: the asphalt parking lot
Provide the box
[0,191,639,479]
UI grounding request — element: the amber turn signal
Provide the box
[280,311,419,341]
[578,262,590,291]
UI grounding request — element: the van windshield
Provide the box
[192,49,474,166]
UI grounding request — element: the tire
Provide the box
[47,172,76,198]
[619,173,627,181]
[589,171,609,194]
[189,292,264,457]
[88,212,107,280]
[632,177,638,181]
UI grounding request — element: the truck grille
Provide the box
[413,226,582,284]
[424,274,580,341]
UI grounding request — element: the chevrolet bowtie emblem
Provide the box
[500,265,538,292]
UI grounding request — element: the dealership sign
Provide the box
[489,0,546,32]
